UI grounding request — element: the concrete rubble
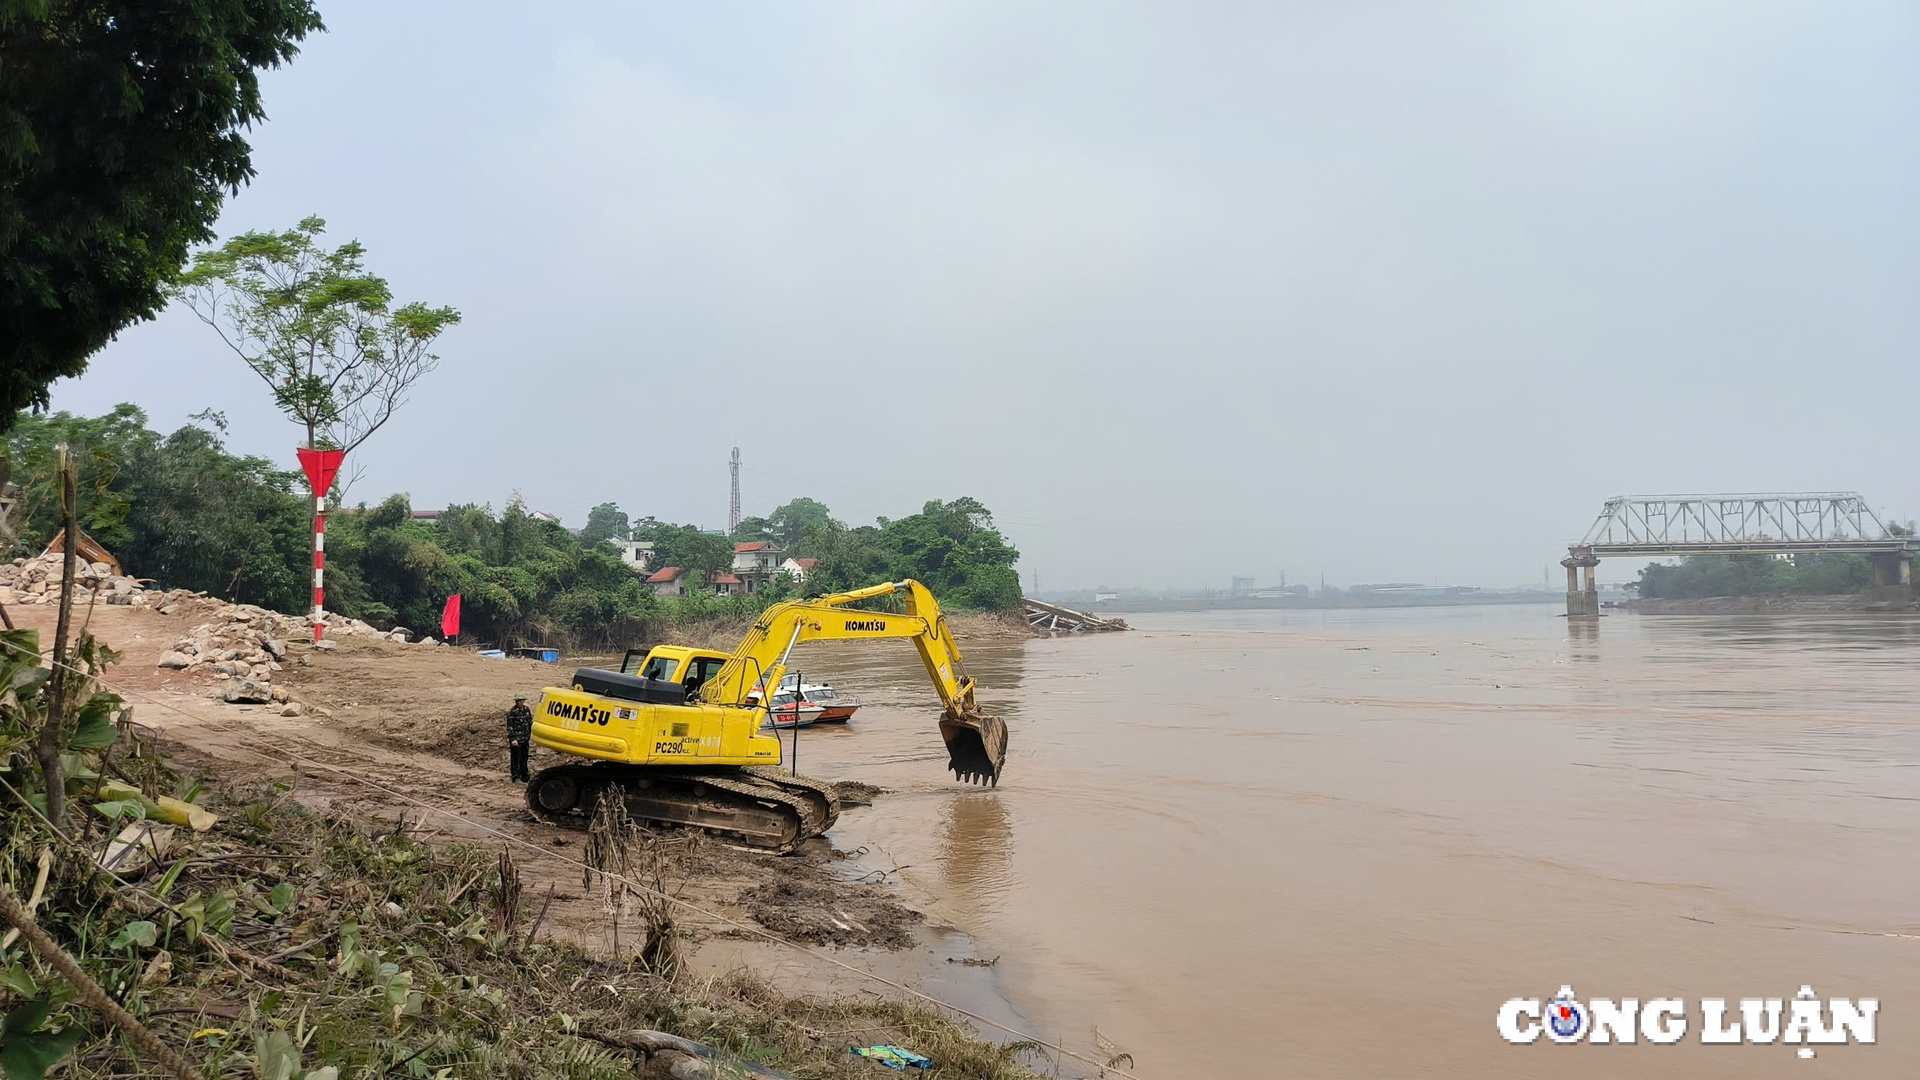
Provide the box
[0,551,435,705]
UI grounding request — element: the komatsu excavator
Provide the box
[523,579,1007,851]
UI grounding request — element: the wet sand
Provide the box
[781,605,1920,1078]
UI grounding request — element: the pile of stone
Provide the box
[0,553,150,608]
[1,552,431,709]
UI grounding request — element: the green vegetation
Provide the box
[4,407,1025,646]
[0,0,324,431]
[3,406,312,614]
[174,217,461,463]
[0,712,1044,1078]
[790,497,1023,611]
[1634,554,1876,599]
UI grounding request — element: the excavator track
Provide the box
[525,763,841,854]
[742,767,842,833]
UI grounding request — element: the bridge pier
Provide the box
[1868,553,1914,605]
[1868,553,1912,587]
[1561,553,1600,617]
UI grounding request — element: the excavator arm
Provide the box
[699,579,1009,784]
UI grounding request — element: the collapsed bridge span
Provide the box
[1023,598,1130,633]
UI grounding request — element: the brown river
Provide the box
[770,605,1919,1077]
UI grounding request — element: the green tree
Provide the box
[580,502,630,547]
[118,416,311,611]
[767,497,836,549]
[174,216,460,484]
[1634,553,1873,598]
[1,404,146,553]
[730,515,774,543]
[0,0,324,432]
[5,406,312,610]
[647,525,732,580]
[878,497,1022,610]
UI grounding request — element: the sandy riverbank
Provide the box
[3,597,1056,1074]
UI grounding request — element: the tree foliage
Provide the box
[5,406,312,611]
[579,502,630,548]
[637,523,732,578]
[320,495,660,647]
[765,497,833,549]
[0,0,324,432]
[793,497,1021,609]
[174,216,460,475]
[4,408,1026,652]
[1634,554,1875,598]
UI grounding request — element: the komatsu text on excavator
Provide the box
[523,580,1007,851]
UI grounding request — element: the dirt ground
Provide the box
[2,598,936,963]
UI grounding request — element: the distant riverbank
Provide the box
[1067,592,1565,615]
[1624,593,1919,615]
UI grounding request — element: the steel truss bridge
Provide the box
[1560,492,1916,615]
[1571,493,1916,559]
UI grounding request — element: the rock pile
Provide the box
[0,553,150,608]
[1,552,428,708]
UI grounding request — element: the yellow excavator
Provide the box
[524,579,1008,851]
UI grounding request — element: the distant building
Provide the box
[646,566,687,597]
[410,509,442,523]
[530,511,561,524]
[711,572,746,596]
[1349,583,1480,598]
[1230,576,1255,594]
[731,541,785,593]
[1094,592,1120,603]
[780,556,817,584]
[614,539,655,574]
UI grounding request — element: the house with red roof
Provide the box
[731,540,787,594]
[780,556,817,584]
[645,565,687,597]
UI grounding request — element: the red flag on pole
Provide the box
[294,446,345,498]
[441,594,461,640]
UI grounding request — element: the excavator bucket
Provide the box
[940,711,1008,786]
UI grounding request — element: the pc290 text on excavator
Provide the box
[522,579,1008,852]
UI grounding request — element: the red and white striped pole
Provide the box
[295,447,345,644]
[312,493,327,642]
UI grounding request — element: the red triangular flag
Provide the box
[295,446,345,497]
[441,594,461,640]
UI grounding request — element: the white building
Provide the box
[614,539,655,574]
[732,541,786,593]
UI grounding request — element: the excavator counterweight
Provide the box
[524,580,1008,849]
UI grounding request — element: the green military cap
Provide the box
[514,692,528,700]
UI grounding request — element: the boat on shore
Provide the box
[765,690,826,729]
[749,674,860,727]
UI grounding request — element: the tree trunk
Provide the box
[38,450,78,834]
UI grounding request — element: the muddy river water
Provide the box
[774,605,1918,1077]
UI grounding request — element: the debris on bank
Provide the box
[1021,597,1130,633]
[0,754,1048,1080]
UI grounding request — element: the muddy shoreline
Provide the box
[4,598,1059,1070]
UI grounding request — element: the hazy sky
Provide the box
[50,1,1920,590]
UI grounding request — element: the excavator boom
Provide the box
[701,579,1009,784]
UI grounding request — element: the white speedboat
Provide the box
[748,673,860,727]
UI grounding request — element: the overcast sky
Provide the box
[50,1,1920,590]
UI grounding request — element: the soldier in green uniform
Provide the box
[507,692,533,783]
